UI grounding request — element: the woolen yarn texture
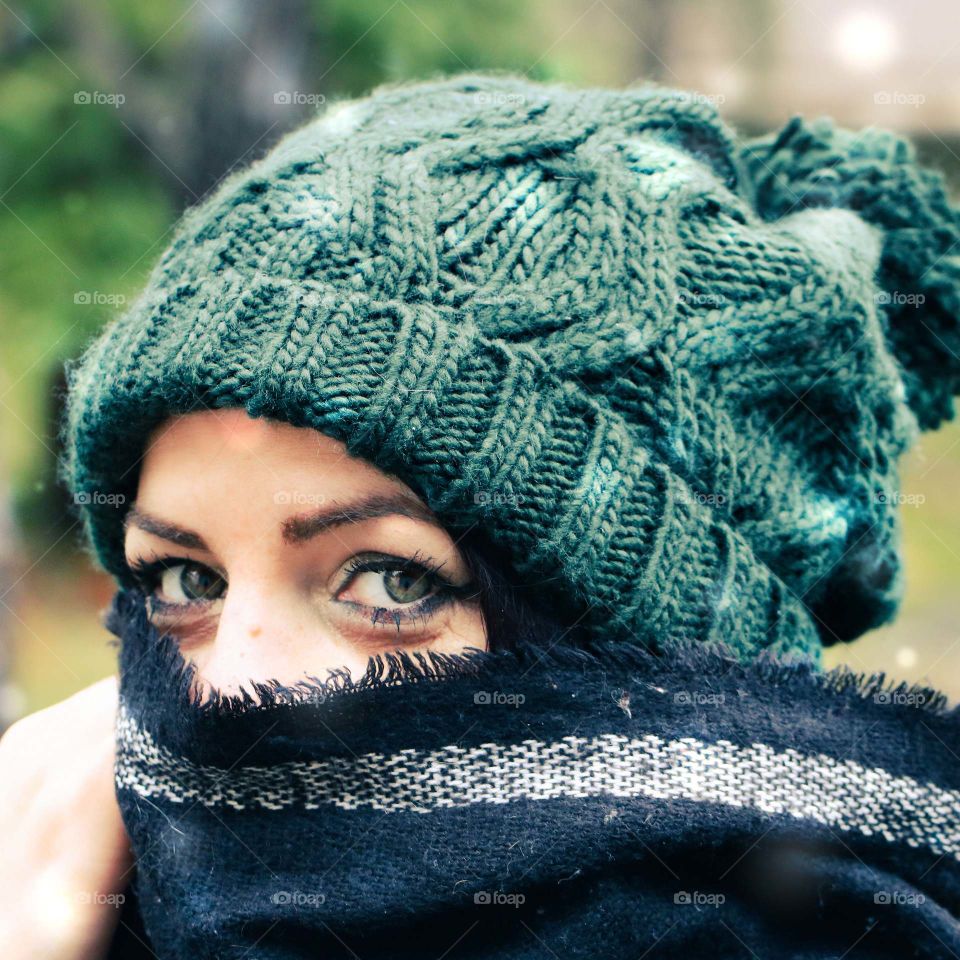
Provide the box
[105,586,960,959]
[59,72,960,663]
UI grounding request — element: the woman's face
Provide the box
[122,409,486,699]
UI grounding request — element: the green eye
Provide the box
[160,562,226,602]
[382,568,433,604]
[336,554,454,611]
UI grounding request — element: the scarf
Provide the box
[104,587,960,959]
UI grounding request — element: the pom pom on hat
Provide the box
[738,114,960,432]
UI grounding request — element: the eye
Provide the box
[129,557,227,605]
[337,559,443,609]
[382,568,433,603]
[160,562,226,603]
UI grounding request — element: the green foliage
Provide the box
[0,0,555,540]
[320,0,554,92]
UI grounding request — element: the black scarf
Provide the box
[105,587,960,959]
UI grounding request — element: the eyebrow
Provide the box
[282,491,438,543]
[123,492,439,549]
[124,505,209,550]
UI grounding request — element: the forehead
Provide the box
[133,410,435,540]
[141,409,396,484]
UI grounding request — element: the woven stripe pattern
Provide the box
[60,73,960,661]
[116,702,960,862]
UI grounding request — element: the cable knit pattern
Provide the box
[59,73,960,662]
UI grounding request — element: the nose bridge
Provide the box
[200,576,329,693]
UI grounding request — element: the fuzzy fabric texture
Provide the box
[103,587,960,959]
[60,73,960,663]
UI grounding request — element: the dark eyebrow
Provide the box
[124,505,209,550]
[281,492,438,544]
[123,492,439,550]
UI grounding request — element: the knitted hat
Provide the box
[59,73,960,665]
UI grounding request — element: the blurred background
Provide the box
[2,0,959,724]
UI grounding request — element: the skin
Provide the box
[124,408,487,697]
[1,409,487,958]
[0,677,130,960]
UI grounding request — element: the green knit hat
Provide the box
[59,72,960,665]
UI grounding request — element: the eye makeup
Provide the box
[124,548,480,641]
[332,550,480,633]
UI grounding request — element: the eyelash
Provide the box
[338,550,478,630]
[126,555,214,619]
[125,551,478,629]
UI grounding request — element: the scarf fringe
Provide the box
[105,587,958,725]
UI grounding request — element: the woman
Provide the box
[3,73,959,958]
